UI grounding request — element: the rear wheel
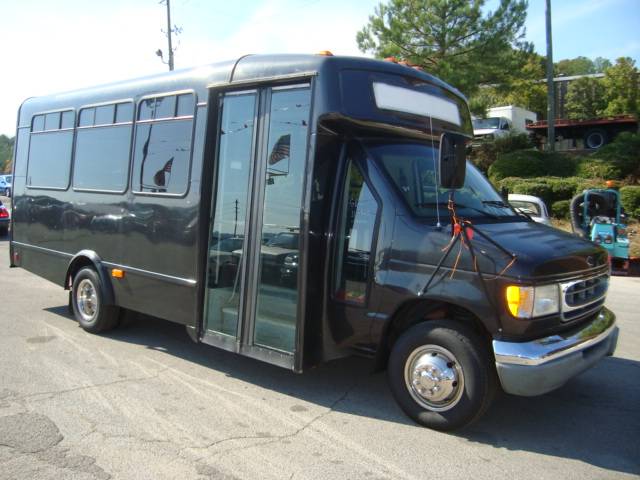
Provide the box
[71,267,119,333]
[388,320,496,431]
[584,129,607,149]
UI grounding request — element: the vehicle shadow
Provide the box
[45,305,640,475]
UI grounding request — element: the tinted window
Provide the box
[79,108,95,127]
[334,161,378,305]
[132,120,192,194]
[115,102,133,123]
[155,96,176,119]
[253,87,311,352]
[73,125,132,191]
[95,104,115,125]
[176,94,194,117]
[138,98,155,120]
[61,111,75,129]
[27,131,74,188]
[32,115,45,132]
[44,112,60,131]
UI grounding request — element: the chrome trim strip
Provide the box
[102,261,197,287]
[493,307,616,366]
[11,242,196,287]
[11,241,73,258]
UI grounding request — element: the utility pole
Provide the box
[545,0,555,151]
[233,199,239,237]
[165,0,174,71]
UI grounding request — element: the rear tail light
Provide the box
[0,207,9,218]
[594,235,602,244]
[604,234,613,244]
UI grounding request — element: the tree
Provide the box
[565,77,606,120]
[593,57,612,73]
[0,135,14,173]
[356,0,530,95]
[554,56,595,76]
[602,57,639,116]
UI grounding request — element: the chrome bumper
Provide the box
[493,307,618,396]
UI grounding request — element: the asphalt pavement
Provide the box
[0,237,639,480]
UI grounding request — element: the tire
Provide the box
[584,129,607,149]
[0,226,7,237]
[388,320,496,431]
[71,267,119,333]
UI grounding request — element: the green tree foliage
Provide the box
[602,57,639,116]
[565,77,606,120]
[356,0,530,95]
[470,133,533,173]
[468,53,547,118]
[593,57,612,73]
[555,56,595,76]
[488,150,578,181]
[0,135,14,173]
[590,132,640,182]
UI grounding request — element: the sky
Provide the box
[1,0,639,136]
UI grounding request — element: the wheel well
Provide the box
[374,299,491,371]
[65,257,96,290]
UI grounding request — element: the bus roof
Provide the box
[17,54,465,129]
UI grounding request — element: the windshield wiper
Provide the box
[481,200,510,208]
[415,201,500,220]
[482,199,533,220]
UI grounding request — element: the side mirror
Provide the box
[501,187,509,201]
[439,132,468,189]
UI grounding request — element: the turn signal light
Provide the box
[111,268,125,279]
[317,50,333,56]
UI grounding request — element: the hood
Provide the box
[472,221,608,279]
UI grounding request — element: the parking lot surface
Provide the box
[0,238,638,480]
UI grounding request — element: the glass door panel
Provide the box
[205,92,256,337]
[253,87,311,353]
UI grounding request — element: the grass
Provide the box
[550,218,640,258]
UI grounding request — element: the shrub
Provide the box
[620,186,640,218]
[551,200,571,219]
[495,176,602,207]
[576,158,622,180]
[591,132,640,181]
[488,150,578,181]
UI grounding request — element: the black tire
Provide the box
[0,226,7,237]
[388,320,496,431]
[71,267,119,333]
[584,129,607,149]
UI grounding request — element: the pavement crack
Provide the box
[15,368,170,402]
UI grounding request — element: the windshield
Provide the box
[472,118,500,130]
[509,200,541,217]
[367,141,521,221]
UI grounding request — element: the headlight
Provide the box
[505,284,560,318]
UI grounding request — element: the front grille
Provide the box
[561,274,608,321]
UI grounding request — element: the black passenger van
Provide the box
[9,54,618,430]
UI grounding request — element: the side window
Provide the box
[131,93,194,195]
[334,161,379,305]
[74,102,133,192]
[27,111,75,189]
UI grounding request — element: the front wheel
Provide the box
[388,321,496,431]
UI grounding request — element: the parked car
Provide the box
[508,194,552,225]
[0,175,12,197]
[0,201,9,236]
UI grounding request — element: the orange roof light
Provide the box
[317,50,333,56]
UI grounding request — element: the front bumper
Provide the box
[493,307,618,396]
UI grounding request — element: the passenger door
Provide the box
[203,85,312,370]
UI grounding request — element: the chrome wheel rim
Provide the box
[76,279,98,322]
[404,345,464,412]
